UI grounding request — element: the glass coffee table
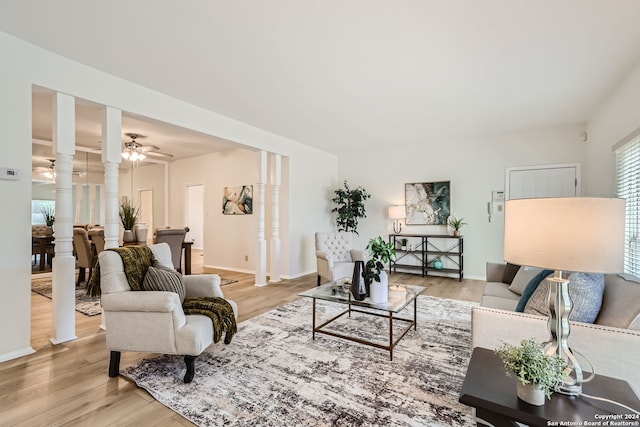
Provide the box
[298,278,427,360]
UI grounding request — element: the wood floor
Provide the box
[2,252,484,426]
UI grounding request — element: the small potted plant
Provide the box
[495,338,568,406]
[119,196,139,243]
[40,203,55,234]
[400,238,408,251]
[364,236,396,303]
[448,217,467,237]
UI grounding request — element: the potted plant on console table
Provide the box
[495,338,568,406]
[364,236,396,303]
[119,196,139,243]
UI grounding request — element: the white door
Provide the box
[186,185,204,249]
[506,164,580,200]
[138,189,153,243]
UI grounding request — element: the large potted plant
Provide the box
[119,196,139,243]
[495,338,568,406]
[364,236,396,303]
[331,180,370,235]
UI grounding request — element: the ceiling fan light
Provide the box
[122,151,130,160]
[138,152,146,160]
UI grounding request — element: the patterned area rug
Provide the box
[220,278,237,286]
[122,296,477,426]
[31,279,102,316]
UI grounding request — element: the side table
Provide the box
[459,347,640,427]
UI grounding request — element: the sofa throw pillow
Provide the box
[142,263,186,303]
[502,263,521,285]
[508,266,543,296]
[515,269,554,312]
[524,272,605,323]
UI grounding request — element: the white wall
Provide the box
[119,163,167,230]
[0,31,337,361]
[586,60,640,197]
[337,124,588,279]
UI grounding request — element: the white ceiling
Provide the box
[3,0,640,157]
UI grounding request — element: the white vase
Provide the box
[517,382,545,406]
[122,229,136,243]
[134,223,148,244]
[369,270,389,303]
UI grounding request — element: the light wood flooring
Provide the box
[2,251,484,426]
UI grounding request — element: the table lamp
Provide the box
[504,197,625,395]
[389,205,405,234]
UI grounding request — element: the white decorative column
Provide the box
[51,93,77,344]
[254,150,268,287]
[102,107,122,249]
[269,154,282,282]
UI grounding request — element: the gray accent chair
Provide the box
[100,243,238,383]
[315,231,365,286]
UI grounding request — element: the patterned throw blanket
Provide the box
[87,246,155,297]
[87,246,236,344]
[183,297,237,344]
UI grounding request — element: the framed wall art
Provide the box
[222,185,253,215]
[405,181,450,225]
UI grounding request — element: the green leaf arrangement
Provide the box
[495,338,568,399]
[40,203,55,226]
[448,217,467,230]
[364,236,396,284]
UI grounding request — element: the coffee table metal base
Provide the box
[311,298,417,361]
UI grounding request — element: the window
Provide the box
[615,136,640,275]
[32,200,55,225]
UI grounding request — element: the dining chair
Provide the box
[73,227,98,286]
[154,227,188,273]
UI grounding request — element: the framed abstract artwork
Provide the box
[223,185,253,215]
[405,181,450,225]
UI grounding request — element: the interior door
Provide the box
[506,164,580,200]
[138,189,153,243]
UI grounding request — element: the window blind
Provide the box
[615,136,640,275]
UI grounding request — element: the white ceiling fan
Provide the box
[121,133,173,161]
[32,159,84,180]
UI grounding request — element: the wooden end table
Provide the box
[459,347,640,427]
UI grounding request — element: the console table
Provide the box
[389,234,463,281]
[459,347,640,427]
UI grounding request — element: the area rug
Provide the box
[220,278,238,286]
[122,296,477,426]
[32,277,237,316]
[31,279,102,316]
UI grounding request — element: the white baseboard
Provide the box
[0,346,36,363]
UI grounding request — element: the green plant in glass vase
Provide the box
[40,203,55,227]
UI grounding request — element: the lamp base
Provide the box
[545,272,593,396]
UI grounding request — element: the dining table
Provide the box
[32,234,54,271]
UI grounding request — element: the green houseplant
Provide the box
[40,203,55,227]
[495,338,568,405]
[331,180,370,235]
[119,197,139,242]
[365,236,396,303]
[448,217,467,237]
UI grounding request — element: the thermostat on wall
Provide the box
[0,167,20,181]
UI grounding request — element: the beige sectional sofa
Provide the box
[472,262,640,396]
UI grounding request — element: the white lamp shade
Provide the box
[388,205,406,219]
[504,197,625,273]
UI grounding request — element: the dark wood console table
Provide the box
[459,347,640,427]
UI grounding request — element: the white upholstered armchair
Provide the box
[315,231,366,286]
[99,243,238,383]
